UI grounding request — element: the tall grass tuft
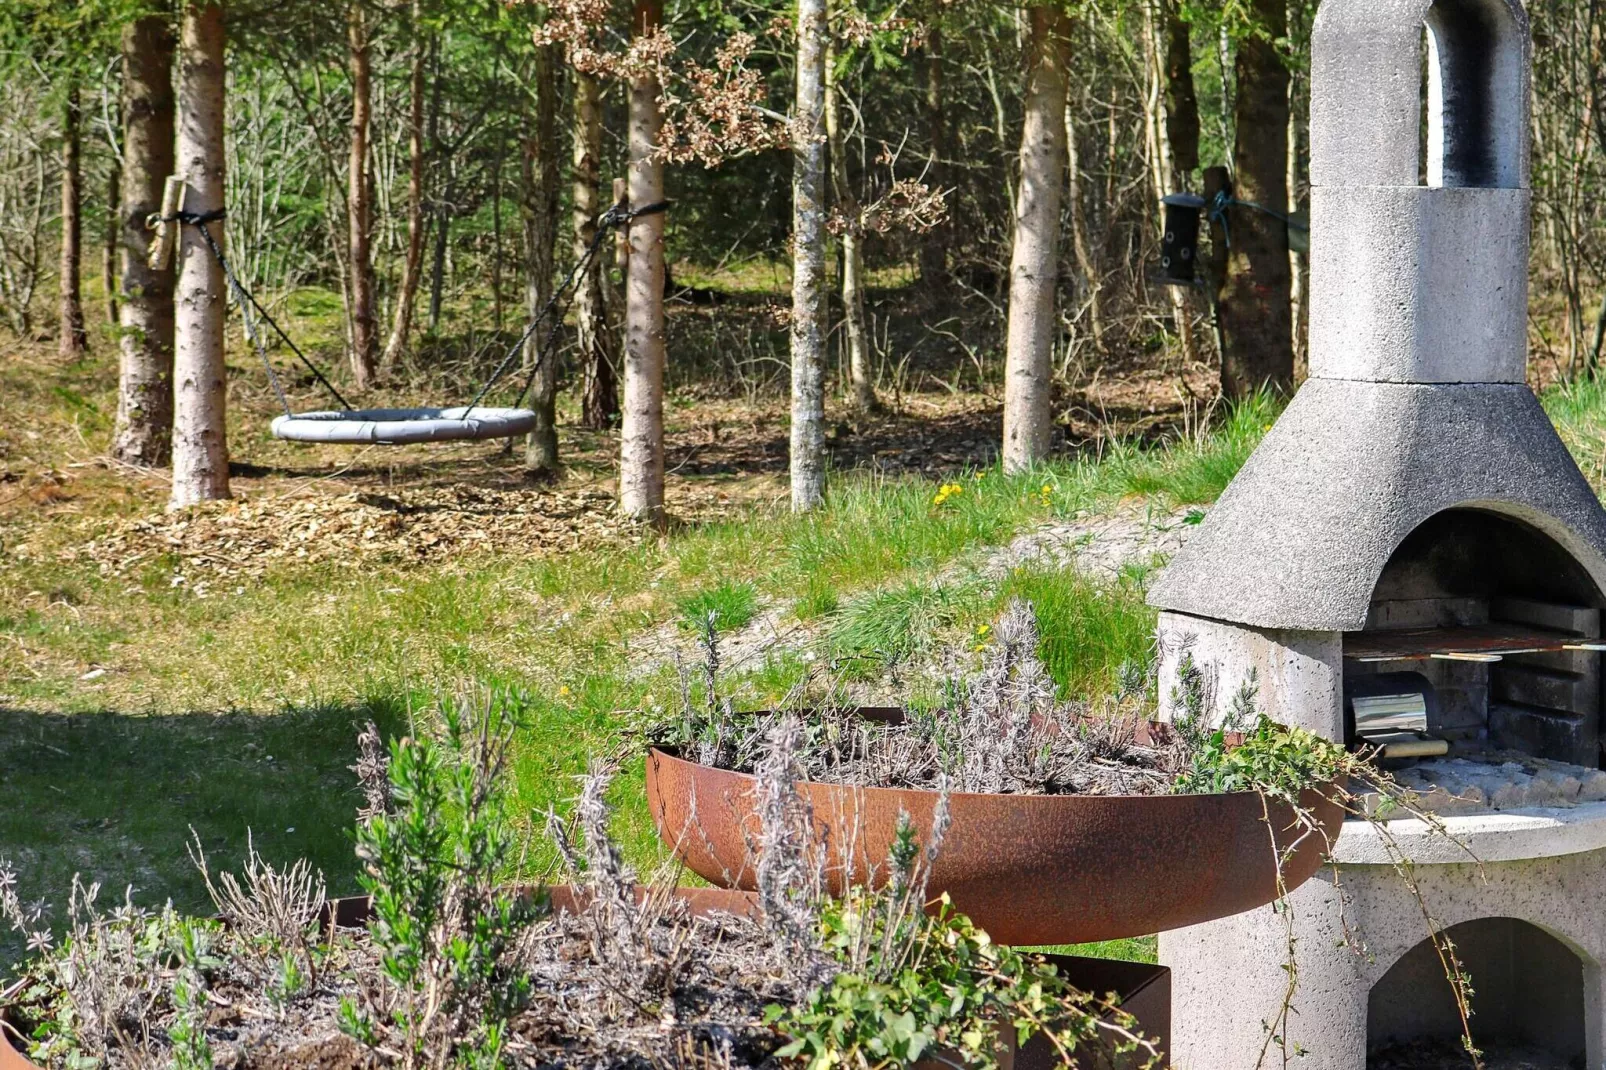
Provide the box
[676,580,759,632]
[994,568,1156,700]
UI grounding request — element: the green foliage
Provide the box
[828,579,979,670]
[677,579,759,632]
[352,689,540,1061]
[167,964,213,1070]
[774,893,1155,1070]
[1173,714,1349,798]
[993,568,1155,700]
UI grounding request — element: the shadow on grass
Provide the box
[0,699,406,967]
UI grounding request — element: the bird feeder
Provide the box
[1159,192,1204,284]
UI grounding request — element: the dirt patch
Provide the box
[47,483,737,582]
[984,500,1202,581]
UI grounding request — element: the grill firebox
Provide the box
[1148,0,1606,1066]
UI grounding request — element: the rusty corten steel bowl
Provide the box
[647,746,1344,946]
[0,1035,34,1070]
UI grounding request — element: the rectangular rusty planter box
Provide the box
[1019,955,1169,1070]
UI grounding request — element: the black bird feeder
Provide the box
[1160,192,1205,285]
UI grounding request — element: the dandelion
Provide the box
[559,685,572,697]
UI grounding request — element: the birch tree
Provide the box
[59,82,87,357]
[573,68,618,429]
[1002,4,1072,473]
[790,0,829,510]
[170,0,230,508]
[381,0,429,370]
[621,0,666,524]
[112,13,176,467]
[826,41,875,413]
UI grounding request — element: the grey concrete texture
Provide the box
[1155,611,1345,738]
[1310,0,1530,190]
[1307,186,1529,383]
[1162,847,1606,1069]
[1147,378,1606,631]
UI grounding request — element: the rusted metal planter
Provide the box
[647,746,1344,946]
[916,954,1171,1070]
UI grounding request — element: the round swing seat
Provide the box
[270,406,538,445]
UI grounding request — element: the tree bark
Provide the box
[1218,0,1292,398]
[826,44,875,414]
[621,0,666,524]
[170,0,231,508]
[381,6,428,370]
[790,0,828,511]
[1002,6,1072,472]
[573,69,618,429]
[1163,0,1199,176]
[918,21,949,290]
[1065,97,1103,349]
[425,51,448,334]
[1143,0,1198,368]
[112,14,176,467]
[346,1,378,388]
[103,152,120,324]
[523,43,562,475]
[59,84,87,358]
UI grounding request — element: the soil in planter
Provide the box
[666,600,1191,796]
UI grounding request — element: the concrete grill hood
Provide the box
[1148,0,1606,633]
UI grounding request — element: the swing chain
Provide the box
[462,196,669,419]
[163,207,354,414]
[164,195,669,425]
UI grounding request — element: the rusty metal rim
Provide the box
[646,742,1347,946]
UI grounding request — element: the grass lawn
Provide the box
[9,339,1606,971]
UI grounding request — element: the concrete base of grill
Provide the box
[1161,819,1606,1069]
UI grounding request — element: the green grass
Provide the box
[0,378,1484,968]
[0,699,408,962]
[10,370,1606,971]
[995,568,1157,699]
[1047,935,1159,964]
[677,579,760,632]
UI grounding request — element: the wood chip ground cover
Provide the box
[46,484,737,581]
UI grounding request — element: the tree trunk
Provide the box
[426,54,448,334]
[1065,97,1103,349]
[1002,5,1072,473]
[112,15,176,467]
[346,1,378,388]
[918,22,949,290]
[1163,0,1199,176]
[574,70,618,429]
[381,8,428,370]
[170,0,230,508]
[1143,0,1198,368]
[621,0,666,524]
[523,43,562,475]
[59,84,87,358]
[826,43,875,414]
[103,154,120,324]
[790,0,828,511]
[1217,0,1292,398]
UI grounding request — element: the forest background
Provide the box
[6,0,1603,511]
